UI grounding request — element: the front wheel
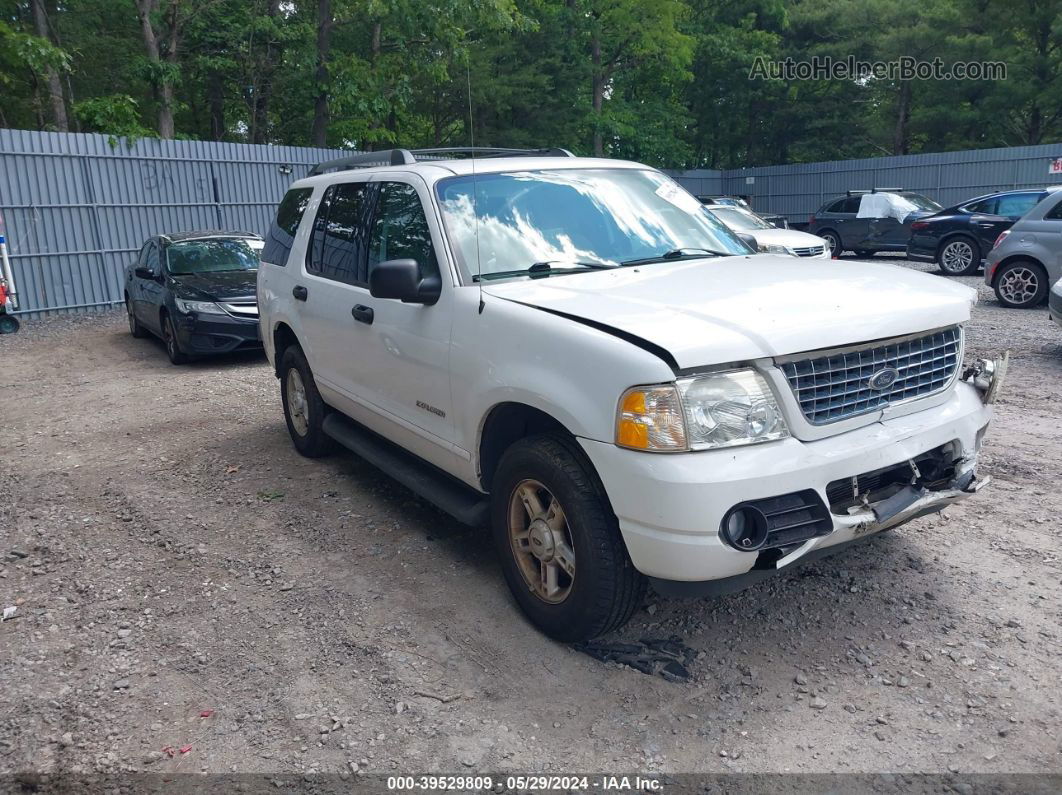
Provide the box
[279,345,337,457]
[994,260,1048,308]
[938,237,980,276]
[491,435,645,642]
[162,313,189,364]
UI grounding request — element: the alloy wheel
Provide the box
[941,240,974,274]
[998,267,1040,306]
[823,232,840,257]
[507,479,576,604]
[285,368,310,436]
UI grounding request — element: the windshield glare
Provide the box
[436,169,751,281]
[166,239,259,274]
[709,206,772,231]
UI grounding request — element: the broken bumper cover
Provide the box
[579,380,993,589]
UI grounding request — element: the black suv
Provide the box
[906,188,1055,275]
[124,231,263,364]
[807,189,942,257]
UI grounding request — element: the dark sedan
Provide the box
[124,231,263,364]
[906,188,1054,275]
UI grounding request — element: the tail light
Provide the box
[992,230,1010,250]
[910,220,930,231]
[808,215,815,226]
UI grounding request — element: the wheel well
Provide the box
[272,322,299,377]
[478,403,569,491]
[990,255,1046,286]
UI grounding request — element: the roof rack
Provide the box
[846,188,904,195]
[309,147,575,176]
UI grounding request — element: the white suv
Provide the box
[258,148,1004,642]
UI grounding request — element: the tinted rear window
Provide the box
[263,187,313,266]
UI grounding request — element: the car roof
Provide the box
[162,230,263,242]
[290,156,650,190]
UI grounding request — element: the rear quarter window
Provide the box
[263,187,313,266]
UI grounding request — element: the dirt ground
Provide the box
[1,256,1060,780]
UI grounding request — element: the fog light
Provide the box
[721,506,769,551]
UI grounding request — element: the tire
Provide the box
[490,434,646,642]
[0,314,19,334]
[993,259,1049,308]
[126,296,146,338]
[161,312,190,364]
[279,345,337,457]
[820,230,842,257]
[937,236,981,276]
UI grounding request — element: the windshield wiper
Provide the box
[474,260,616,282]
[620,247,731,266]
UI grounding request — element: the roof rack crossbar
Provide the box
[309,146,575,175]
[846,188,905,195]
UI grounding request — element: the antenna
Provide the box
[466,57,484,314]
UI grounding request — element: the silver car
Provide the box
[1050,279,1062,329]
[985,188,1062,308]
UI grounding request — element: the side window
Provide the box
[1045,198,1062,220]
[842,196,862,214]
[306,182,372,285]
[136,241,151,267]
[996,192,1044,218]
[368,182,439,279]
[963,197,997,214]
[825,198,847,213]
[263,187,312,266]
[145,242,160,272]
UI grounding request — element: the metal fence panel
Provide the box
[0,129,346,316]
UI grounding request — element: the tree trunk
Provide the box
[251,0,281,144]
[208,70,225,140]
[892,80,912,155]
[311,0,333,147]
[30,0,68,131]
[591,33,603,156]
[135,0,175,139]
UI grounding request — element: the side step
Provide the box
[322,413,489,527]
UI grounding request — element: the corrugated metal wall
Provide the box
[2,129,1060,316]
[670,142,1062,225]
[0,129,345,316]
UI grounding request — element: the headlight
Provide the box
[615,370,790,452]
[763,244,796,257]
[174,298,224,314]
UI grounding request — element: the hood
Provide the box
[748,228,827,250]
[169,270,258,301]
[482,256,975,369]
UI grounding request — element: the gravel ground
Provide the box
[1,256,1060,780]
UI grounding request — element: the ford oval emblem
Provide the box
[867,367,899,391]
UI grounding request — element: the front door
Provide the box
[138,240,165,332]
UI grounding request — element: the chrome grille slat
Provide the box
[792,245,825,258]
[780,326,962,425]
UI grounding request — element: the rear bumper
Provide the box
[906,235,938,262]
[174,312,261,354]
[579,382,992,585]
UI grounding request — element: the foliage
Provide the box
[0,0,1059,164]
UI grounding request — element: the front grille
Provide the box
[780,326,962,425]
[792,245,825,257]
[222,301,259,318]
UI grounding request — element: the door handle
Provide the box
[292,285,308,301]
[352,304,374,324]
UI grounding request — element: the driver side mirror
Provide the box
[736,233,760,253]
[369,258,440,305]
[134,266,158,280]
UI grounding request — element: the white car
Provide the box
[258,148,1003,641]
[704,204,830,258]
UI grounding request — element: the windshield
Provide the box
[708,206,773,231]
[166,239,259,274]
[436,169,751,281]
[899,192,943,212]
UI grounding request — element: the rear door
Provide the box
[139,240,165,332]
[982,192,1048,250]
[840,196,866,247]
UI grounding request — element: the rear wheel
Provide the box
[993,260,1048,308]
[938,236,980,276]
[126,296,146,338]
[491,434,645,642]
[0,314,19,334]
[280,345,337,457]
[161,312,189,364]
[820,230,841,257]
